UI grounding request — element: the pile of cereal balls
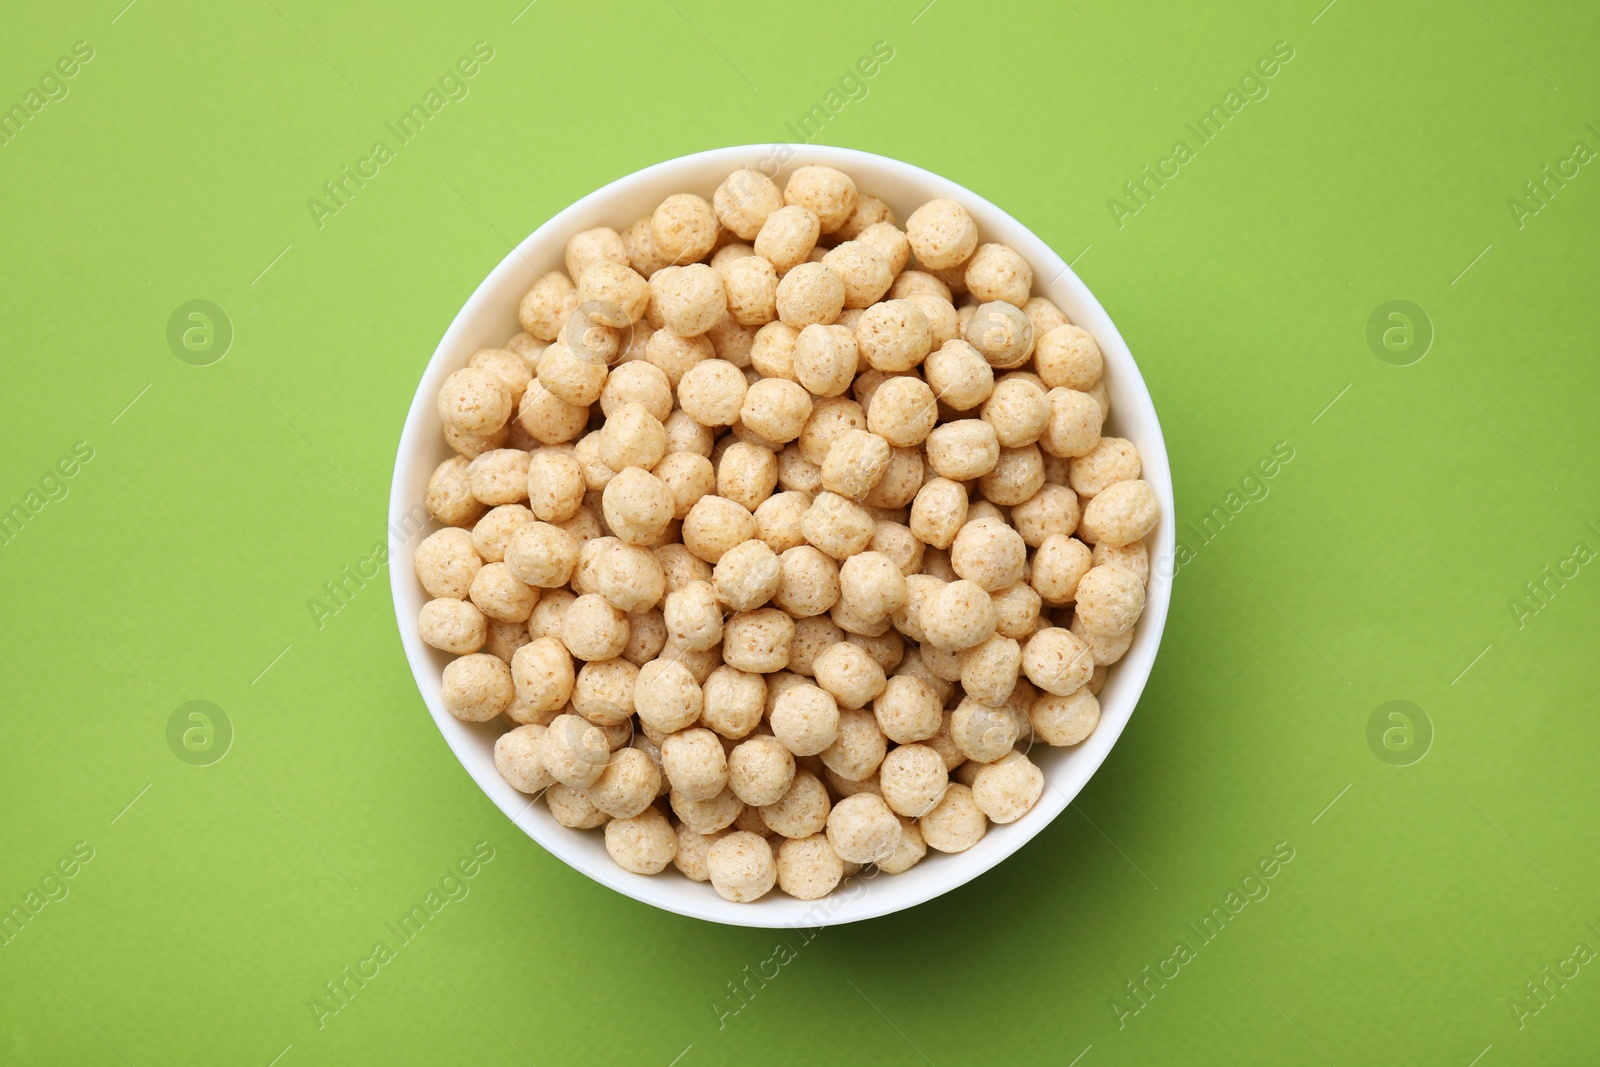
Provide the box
[415,164,1159,904]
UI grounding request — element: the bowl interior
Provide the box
[389,145,1174,928]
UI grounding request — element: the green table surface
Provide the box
[3,1,1597,1063]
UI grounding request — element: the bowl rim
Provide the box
[389,143,1175,928]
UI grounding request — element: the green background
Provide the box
[2,0,1596,1063]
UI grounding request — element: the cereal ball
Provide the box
[878,744,950,819]
[868,522,924,579]
[796,402,864,472]
[861,448,922,512]
[653,452,716,520]
[516,380,589,445]
[600,467,674,547]
[622,215,672,278]
[991,582,1044,641]
[1021,626,1094,697]
[562,593,629,661]
[714,168,784,240]
[722,609,794,673]
[578,260,651,327]
[600,360,673,422]
[877,818,927,874]
[702,665,767,739]
[784,165,857,233]
[1011,485,1080,547]
[651,193,719,264]
[438,653,514,722]
[1080,479,1160,548]
[469,562,539,623]
[711,538,781,612]
[727,735,795,806]
[1069,437,1142,497]
[468,347,532,404]
[720,254,779,327]
[1094,540,1151,583]
[1072,564,1146,636]
[890,269,952,302]
[604,806,677,873]
[673,359,745,429]
[1023,296,1071,339]
[1039,387,1103,460]
[918,782,987,853]
[776,444,823,494]
[1031,534,1093,606]
[770,682,841,756]
[921,579,997,652]
[644,328,713,388]
[527,588,575,642]
[982,378,1052,450]
[672,784,743,835]
[866,377,937,448]
[754,491,810,553]
[524,450,585,524]
[625,608,670,667]
[682,495,758,564]
[660,412,713,462]
[813,642,887,712]
[769,544,840,619]
[1032,687,1100,746]
[790,324,856,398]
[438,367,513,436]
[716,442,778,511]
[444,422,509,460]
[547,782,608,828]
[856,302,934,379]
[739,378,813,445]
[539,712,610,788]
[907,292,960,349]
[484,617,533,665]
[664,580,723,652]
[908,478,968,551]
[836,553,908,628]
[957,632,1020,705]
[415,528,482,599]
[510,636,576,715]
[820,709,887,782]
[775,263,845,329]
[856,217,910,271]
[466,449,529,506]
[519,272,580,341]
[754,204,820,273]
[673,823,726,881]
[1035,324,1104,392]
[801,492,876,560]
[572,658,639,726]
[650,263,726,337]
[657,543,713,593]
[965,301,1034,369]
[788,616,847,677]
[925,420,1000,481]
[821,241,893,308]
[635,658,704,732]
[661,728,730,802]
[750,321,800,381]
[964,243,1033,307]
[707,831,776,902]
[585,748,660,820]
[506,330,549,369]
[978,446,1046,508]
[922,338,993,412]
[906,199,978,270]
[564,227,628,285]
[950,519,1027,591]
[825,793,899,863]
[494,724,552,793]
[706,312,759,366]
[815,430,889,503]
[535,341,606,407]
[970,751,1043,824]
[570,534,617,595]
[833,190,893,238]
[872,674,942,745]
[771,834,842,900]
[760,770,831,838]
[419,597,487,654]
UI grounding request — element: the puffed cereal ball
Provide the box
[873,674,942,744]
[925,420,1000,481]
[1021,626,1094,697]
[1039,387,1103,460]
[721,254,778,326]
[853,298,933,373]
[798,396,866,466]
[991,583,1043,642]
[653,452,716,519]
[774,835,844,900]
[516,380,588,445]
[438,367,512,436]
[959,634,1022,707]
[586,748,660,819]
[791,324,857,397]
[1079,479,1160,548]
[965,301,1034,369]
[775,262,845,329]
[821,241,893,308]
[825,793,899,863]
[560,593,628,661]
[572,658,639,726]
[1030,534,1093,606]
[524,450,584,523]
[1094,540,1150,583]
[510,636,576,715]
[464,448,527,506]
[682,495,758,564]
[646,329,712,390]
[634,657,705,732]
[578,260,650,327]
[754,205,820,273]
[651,263,727,337]
[754,491,810,553]
[1069,437,1141,497]
[908,478,968,551]
[722,608,794,673]
[538,712,609,788]
[592,542,666,613]
[820,709,887,782]
[716,442,777,511]
[740,378,813,445]
[415,528,482,599]
[783,165,856,232]
[964,243,1033,307]
[918,782,987,853]
[812,641,887,712]
[494,724,552,793]
[776,444,822,494]
[564,227,628,284]
[601,361,673,421]
[1011,484,1080,547]
[838,552,909,626]
[519,272,580,341]
[439,653,514,722]
[527,588,575,642]
[701,664,766,739]
[651,193,719,265]
[815,430,888,502]
[950,519,1027,591]
[545,781,607,828]
[981,377,1052,449]
[661,728,730,801]
[770,545,840,619]
[857,218,910,273]
[866,377,937,448]
[657,544,712,593]
[605,806,677,874]
[1032,687,1100,746]
[419,597,487,654]
[537,339,609,406]
[978,446,1046,508]
[1072,564,1146,637]
[707,831,777,902]
[673,823,726,881]
[713,538,782,612]
[671,783,742,834]
[468,562,538,623]
[878,744,950,818]
[600,467,674,547]
[920,579,997,652]
[755,768,827,838]
[868,521,924,578]
[876,818,927,874]
[906,199,978,270]
[714,168,784,240]
[663,409,716,458]
[727,735,796,807]
[675,359,746,428]
[750,321,800,381]
[922,338,994,412]
[765,681,837,755]
[1035,324,1104,392]
[664,580,723,652]
[970,751,1044,824]
[801,492,876,561]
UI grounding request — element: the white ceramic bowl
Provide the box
[389,145,1174,928]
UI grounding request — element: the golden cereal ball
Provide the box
[600,360,673,422]
[1069,437,1141,497]
[527,588,575,642]
[651,193,719,264]
[650,263,726,336]
[906,292,960,350]
[705,312,758,366]
[506,330,549,370]
[1080,479,1160,548]
[892,573,943,642]
[821,241,893,308]
[750,321,801,380]
[468,347,532,404]
[873,674,942,745]
[469,562,539,623]
[1035,324,1104,392]
[800,491,876,560]
[772,545,841,618]
[866,377,937,448]
[599,404,667,473]
[874,817,925,874]
[812,642,886,711]
[906,199,978,270]
[484,618,533,665]
[776,262,845,329]
[820,708,887,782]
[622,216,671,277]
[519,272,581,342]
[494,724,552,793]
[922,338,993,412]
[754,491,811,553]
[419,598,487,654]
[438,367,512,436]
[716,441,778,511]
[635,658,704,732]
[820,430,891,502]
[1030,534,1093,606]
[516,379,589,445]
[645,328,713,388]
[676,359,747,428]
[1023,296,1071,339]
[864,448,923,512]
[1040,387,1103,460]
[918,781,988,853]
[964,243,1033,307]
[879,744,950,819]
[672,785,743,835]
[1011,484,1080,547]
[673,823,727,881]
[798,396,867,466]
[558,305,621,368]
[467,448,530,506]
[890,269,953,302]
[664,580,723,652]
[653,452,716,520]
[909,478,968,550]
[982,378,1051,449]
[727,735,796,806]
[539,337,610,405]
[722,609,794,673]
[711,538,781,612]
[714,168,784,240]
[837,192,896,240]
[921,579,997,652]
[415,527,482,599]
[600,467,674,546]
[971,751,1043,824]
[721,254,779,327]
[825,793,899,863]
[564,227,628,283]
[546,782,608,828]
[440,653,515,722]
[960,634,1022,707]
[991,582,1044,640]
[661,727,730,801]
[774,834,843,900]
[573,658,639,726]
[605,806,677,873]
[966,501,1007,525]
[838,551,909,624]
[577,260,650,327]
[707,830,776,902]
[1073,563,1146,637]
[965,301,1035,369]
[951,518,1027,591]
[562,593,630,661]
[739,378,813,445]
[443,422,509,460]
[1032,687,1100,746]
[856,219,910,275]
[682,495,758,564]
[855,299,934,373]
[663,410,716,459]
[760,770,831,840]
[786,616,842,677]
[701,664,767,739]
[925,419,1000,481]
[1021,626,1094,696]
[869,521,925,577]
[776,443,823,494]
[979,446,1046,507]
[510,636,576,714]
[657,544,713,594]
[770,681,841,756]
[526,450,585,523]
[754,204,820,273]
[793,323,858,397]
[569,534,617,595]
[586,748,661,819]
[784,165,857,233]
[831,595,892,639]
[540,712,610,788]
[1094,539,1150,583]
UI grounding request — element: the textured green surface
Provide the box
[2,1,1597,1064]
